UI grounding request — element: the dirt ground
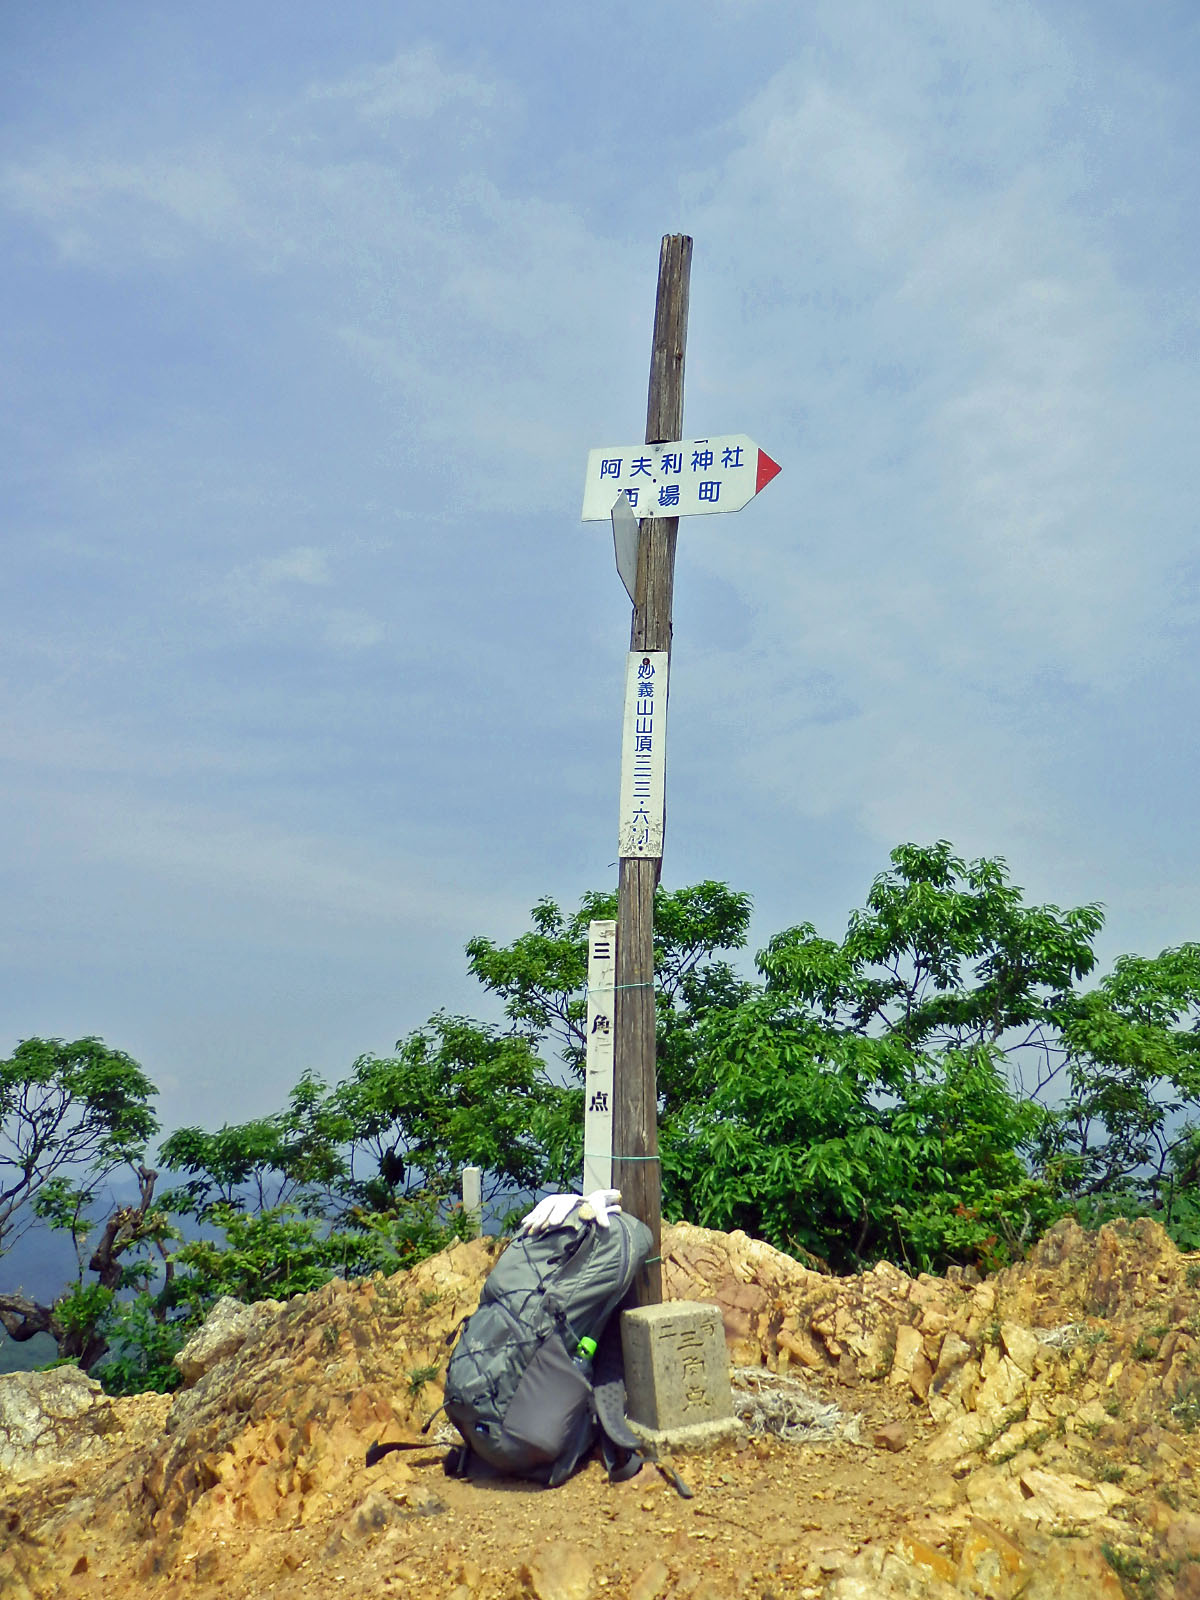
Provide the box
[5,1217,1200,1600]
[71,1374,933,1600]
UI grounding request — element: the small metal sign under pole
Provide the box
[614,234,692,1307]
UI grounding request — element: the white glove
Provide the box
[580,1189,622,1228]
[519,1190,622,1235]
[519,1194,581,1234]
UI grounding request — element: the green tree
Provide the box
[332,1014,565,1211]
[91,1187,481,1397]
[0,1037,158,1253]
[466,880,755,1114]
[464,881,758,1223]
[92,1036,507,1393]
[1051,942,1200,1214]
[675,843,1200,1269]
[14,848,1200,1392]
[158,1070,350,1220]
[465,859,1075,1269]
[754,841,1102,1050]
[135,1045,503,1386]
[0,1038,165,1366]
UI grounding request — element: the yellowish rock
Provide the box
[999,1322,1039,1376]
[521,1540,595,1600]
[1016,1467,1122,1525]
[888,1325,926,1388]
[925,1413,990,1464]
[973,1355,1030,1421]
[1018,1537,1125,1599]
[956,1517,1030,1599]
[898,1533,957,1584]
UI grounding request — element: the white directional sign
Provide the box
[583,919,617,1193]
[582,433,780,522]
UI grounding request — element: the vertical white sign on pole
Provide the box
[618,651,669,859]
[583,918,617,1193]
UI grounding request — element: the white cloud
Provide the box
[0,61,645,516]
[306,44,499,123]
[217,548,385,649]
[322,608,385,651]
[254,547,332,587]
[1,152,247,264]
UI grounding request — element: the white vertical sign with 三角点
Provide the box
[583,919,617,1194]
[618,651,668,859]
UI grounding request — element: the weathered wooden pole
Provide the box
[613,234,692,1306]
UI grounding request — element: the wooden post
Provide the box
[613,234,692,1306]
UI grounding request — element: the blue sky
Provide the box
[3,0,1199,1162]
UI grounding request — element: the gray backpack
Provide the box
[440,1208,652,1486]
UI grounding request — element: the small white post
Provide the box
[461,1165,483,1238]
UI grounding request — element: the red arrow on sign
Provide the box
[756,449,782,496]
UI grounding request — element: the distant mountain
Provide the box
[1,1222,81,1373]
[1,1222,78,1303]
[0,1329,57,1375]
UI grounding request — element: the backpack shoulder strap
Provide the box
[365,1400,447,1468]
[365,1438,429,1467]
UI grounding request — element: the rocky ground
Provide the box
[2,1215,1199,1600]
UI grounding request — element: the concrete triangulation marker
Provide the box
[620,1300,744,1450]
